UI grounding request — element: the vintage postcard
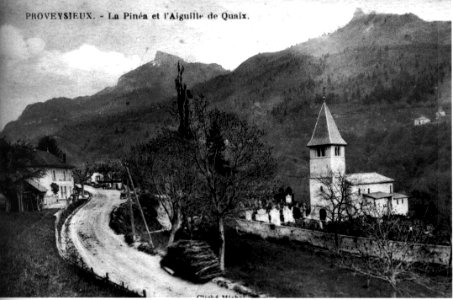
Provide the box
[0,0,451,297]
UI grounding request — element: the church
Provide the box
[307,102,409,221]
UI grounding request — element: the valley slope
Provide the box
[2,11,451,221]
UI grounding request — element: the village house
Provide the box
[89,172,104,184]
[89,171,123,189]
[414,115,431,126]
[435,107,446,120]
[26,150,75,208]
[307,103,409,221]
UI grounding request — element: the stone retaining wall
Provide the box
[234,219,451,265]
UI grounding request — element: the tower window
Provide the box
[334,146,341,156]
[316,147,326,157]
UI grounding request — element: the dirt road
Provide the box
[64,187,239,297]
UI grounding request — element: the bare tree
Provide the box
[72,162,92,199]
[340,213,429,296]
[190,99,276,271]
[316,172,358,223]
[151,133,198,246]
[125,132,198,248]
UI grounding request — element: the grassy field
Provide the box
[224,231,452,297]
[0,209,134,297]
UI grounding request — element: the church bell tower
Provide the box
[307,102,347,219]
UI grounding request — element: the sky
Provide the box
[0,0,450,129]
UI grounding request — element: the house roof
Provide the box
[392,193,408,199]
[363,192,393,199]
[307,102,347,147]
[25,179,47,193]
[415,115,430,121]
[346,172,394,185]
[26,150,74,169]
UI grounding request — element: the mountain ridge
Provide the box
[1,10,450,210]
[3,51,228,139]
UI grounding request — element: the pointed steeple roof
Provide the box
[307,103,347,147]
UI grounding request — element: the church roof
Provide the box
[392,193,408,199]
[415,115,430,121]
[363,192,393,199]
[307,102,347,147]
[346,172,394,185]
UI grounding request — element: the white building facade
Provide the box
[27,150,75,208]
[414,115,431,126]
[307,103,409,221]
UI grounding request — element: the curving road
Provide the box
[63,186,239,297]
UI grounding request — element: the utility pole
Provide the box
[126,184,136,241]
[125,166,154,248]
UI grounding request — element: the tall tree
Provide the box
[0,137,44,212]
[190,100,276,270]
[37,136,65,161]
[175,62,193,138]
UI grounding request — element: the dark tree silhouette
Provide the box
[175,62,193,138]
[0,137,44,212]
[37,136,66,162]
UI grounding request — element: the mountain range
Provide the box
[2,10,451,212]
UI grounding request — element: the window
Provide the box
[397,199,399,205]
[402,199,404,204]
[52,170,56,181]
[320,186,323,192]
[358,189,361,195]
[63,170,66,181]
[316,147,326,157]
[390,186,392,193]
[334,146,341,156]
[368,188,370,194]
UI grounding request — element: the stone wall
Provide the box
[234,219,451,265]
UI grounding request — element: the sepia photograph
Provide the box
[0,0,451,297]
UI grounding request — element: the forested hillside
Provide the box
[1,11,450,225]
